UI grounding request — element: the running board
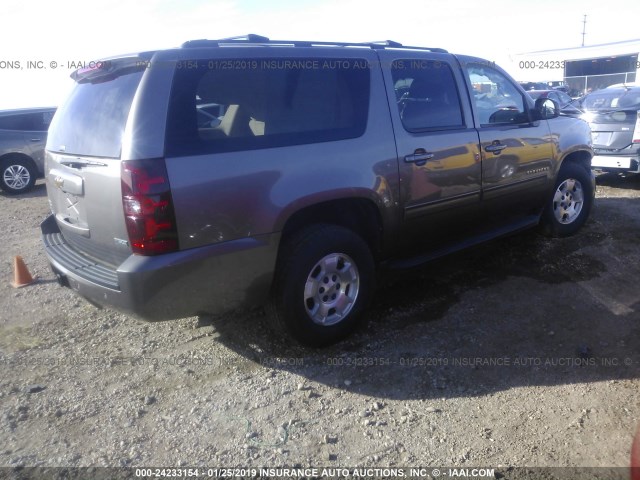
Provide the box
[386,215,540,270]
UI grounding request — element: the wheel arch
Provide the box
[0,152,38,171]
[558,149,592,174]
[278,196,384,262]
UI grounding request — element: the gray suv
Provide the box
[0,107,56,194]
[578,85,640,173]
[41,35,594,346]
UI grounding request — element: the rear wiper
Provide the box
[60,159,108,168]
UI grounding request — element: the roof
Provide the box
[516,38,640,61]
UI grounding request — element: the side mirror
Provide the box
[532,97,560,120]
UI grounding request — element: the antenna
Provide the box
[581,14,587,47]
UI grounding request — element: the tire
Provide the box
[270,224,375,347]
[540,162,593,237]
[0,157,37,194]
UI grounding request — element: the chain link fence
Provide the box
[565,72,637,97]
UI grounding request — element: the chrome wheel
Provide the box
[304,253,360,326]
[3,164,31,191]
[553,178,584,224]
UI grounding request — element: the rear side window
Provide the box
[165,58,370,156]
[391,60,464,131]
[47,69,144,158]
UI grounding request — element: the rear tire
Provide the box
[0,157,37,194]
[541,162,593,237]
[270,224,375,347]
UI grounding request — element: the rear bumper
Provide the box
[591,154,640,173]
[41,214,279,320]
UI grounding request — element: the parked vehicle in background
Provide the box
[606,82,638,89]
[519,81,550,91]
[0,107,56,194]
[527,90,583,117]
[578,85,640,173]
[41,35,594,346]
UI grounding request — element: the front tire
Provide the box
[541,162,593,237]
[0,157,37,194]
[270,224,375,347]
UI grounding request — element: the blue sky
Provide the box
[1,0,638,109]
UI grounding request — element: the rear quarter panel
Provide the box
[163,49,401,251]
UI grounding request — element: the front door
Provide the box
[461,61,555,225]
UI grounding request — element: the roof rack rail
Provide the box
[368,40,404,48]
[181,35,447,53]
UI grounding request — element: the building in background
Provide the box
[512,39,640,97]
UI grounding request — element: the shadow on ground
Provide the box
[208,197,640,400]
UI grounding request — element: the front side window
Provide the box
[466,65,528,126]
[166,58,370,156]
[557,91,573,107]
[391,60,464,132]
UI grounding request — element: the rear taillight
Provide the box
[121,159,179,255]
[633,112,640,144]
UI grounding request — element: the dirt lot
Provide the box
[0,173,639,478]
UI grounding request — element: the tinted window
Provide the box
[557,92,573,106]
[391,60,464,131]
[47,69,144,158]
[466,65,528,126]
[0,111,54,131]
[165,58,370,156]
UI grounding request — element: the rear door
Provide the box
[376,50,482,254]
[45,61,150,267]
[21,111,55,171]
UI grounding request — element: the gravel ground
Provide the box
[0,173,639,478]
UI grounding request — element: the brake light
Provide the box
[633,112,640,144]
[121,159,179,255]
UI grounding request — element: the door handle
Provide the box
[30,138,41,142]
[404,151,435,165]
[484,143,507,154]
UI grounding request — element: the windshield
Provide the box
[581,89,640,111]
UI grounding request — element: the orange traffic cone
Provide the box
[11,255,37,288]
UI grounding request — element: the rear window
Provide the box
[47,69,144,158]
[582,89,640,111]
[165,58,370,156]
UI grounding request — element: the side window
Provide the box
[23,113,52,131]
[166,58,370,156]
[0,111,56,131]
[466,65,528,126]
[41,110,55,130]
[0,114,31,130]
[391,60,464,131]
[557,92,572,106]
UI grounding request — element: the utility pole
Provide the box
[581,14,587,47]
